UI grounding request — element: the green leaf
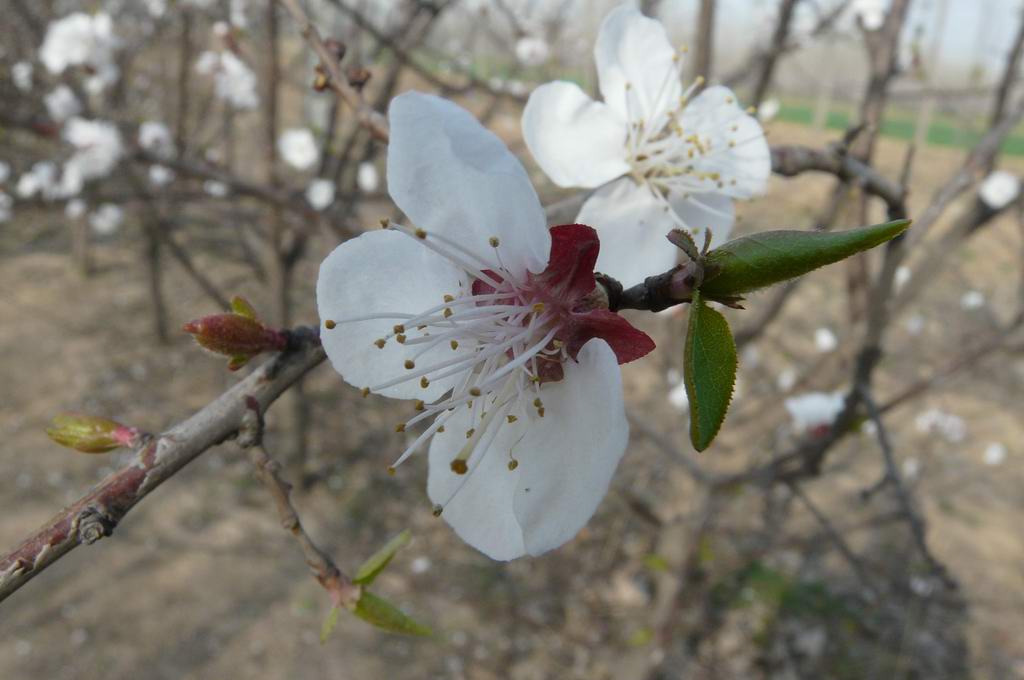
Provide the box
[320,606,341,644]
[351,591,433,636]
[684,292,738,451]
[699,219,911,298]
[353,529,411,585]
[230,295,259,320]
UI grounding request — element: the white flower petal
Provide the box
[668,190,736,249]
[388,91,549,275]
[594,5,681,124]
[513,339,627,556]
[681,86,771,199]
[522,81,630,188]
[427,407,528,561]
[316,229,472,401]
[576,179,679,285]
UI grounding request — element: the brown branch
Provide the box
[0,329,326,605]
[276,0,390,141]
[237,398,359,606]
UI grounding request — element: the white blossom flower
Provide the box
[58,118,123,197]
[277,128,318,171]
[515,36,550,66]
[0,161,9,184]
[138,121,175,158]
[65,198,87,219]
[776,367,797,392]
[357,161,379,193]
[305,178,335,210]
[785,391,845,437]
[89,203,123,235]
[522,6,770,284]
[410,556,432,574]
[758,98,780,122]
[204,180,229,197]
[44,85,81,123]
[960,290,985,310]
[195,50,259,109]
[978,170,1020,210]
[983,442,1007,466]
[852,0,886,30]
[146,0,167,18]
[149,165,175,186]
[12,61,33,92]
[317,92,655,560]
[901,457,920,479]
[894,265,911,293]
[814,327,838,353]
[17,161,59,199]
[0,192,12,223]
[39,13,120,91]
[668,382,689,412]
[914,408,966,443]
[230,0,249,27]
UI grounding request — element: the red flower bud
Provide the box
[46,413,139,453]
[183,296,288,370]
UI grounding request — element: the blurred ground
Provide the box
[1,118,1023,679]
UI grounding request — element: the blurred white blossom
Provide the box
[814,327,838,353]
[357,161,379,192]
[905,313,925,336]
[758,98,780,122]
[89,203,124,235]
[60,118,124,197]
[146,0,167,18]
[668,382,689,412]
[277,128,318,171]
[894,265,911,293]
[785,391,844,435]
[410,556,432,574]
[204,180,229,197]
[40,13,120,92]
[44,85,81,123]
[12,61,32,92]
[305,178,335,210]
[17,162,59,199]
[978,170,1020,210]
[138,121,175,158]
[149,165,175,186]
[65,198,87,219]
[852,0,886,30]
[901,457,921,479]
[983,442,1007,466]
[515,36,550,66]
[914,408,966,443]
[776,367,797,392]
[195,50,259,109]
[960,290,985,310]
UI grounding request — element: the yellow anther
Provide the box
[417,324,427,330]
[465,428,475,439]
[432,505,443,517]
[725,96,734,104]
[404,359,415,369]
[379,218,390,228]
[695,76,705,85]
[414,228,427,239]
[420,377,430,388]
[537,407,545,418]
[443,308,453,318]
[396,333,407,344]
[507,415,518,423]
[393,324,405,334]
[361,387,370,398]
[443,294,455,302]
[450,340,459,350]
[374,338,386,349]
[437,425,445,433]
[451,460,468,475]
[508,459,519,471]
[324,319,336,330]
[395,423,406,433]
[532,302,545,313]
[533,398,543,408]
[469,387,482,397]
[489,236,500,247]
[386,466,396,476]
[414,400,425,411]
[552,339,564,349]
